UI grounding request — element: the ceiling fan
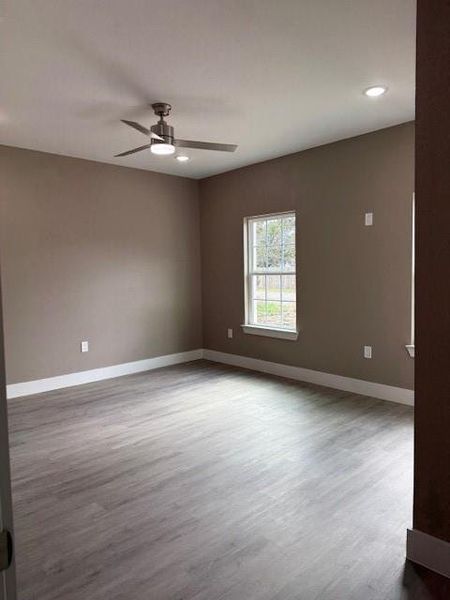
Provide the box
[115,102,238,158]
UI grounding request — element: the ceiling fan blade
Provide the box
[121,120,163,140]
[174,139,237,152]
[114,143,152,157]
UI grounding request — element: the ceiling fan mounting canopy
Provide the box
[151,102,172,118]
[115,102,238,158]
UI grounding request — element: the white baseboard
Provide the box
[407,529,450,578]
[6,349,204,399]
[8,348,414,406]
[203,349,414,405]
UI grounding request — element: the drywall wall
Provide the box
[0,123,415,391]
[414,0,450,544]
[200,122,414,390]
[0,146,202,384]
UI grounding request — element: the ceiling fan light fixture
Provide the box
[150,142,175,155]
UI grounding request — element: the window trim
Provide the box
[242,211,298,340]
[241,323,299,340]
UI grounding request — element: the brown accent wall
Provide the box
[414,0,450,542]
[0,146,202,384]
[200,122,415,390]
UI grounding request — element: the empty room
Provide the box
[0,1,449,599]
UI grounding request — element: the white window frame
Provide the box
[242,211,298,340]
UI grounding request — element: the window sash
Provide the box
[245,212,296,330]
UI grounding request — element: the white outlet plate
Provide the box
[227,328,233,339]
[81,341,89,353]
[365,212,374,226]
[364,345,372,359]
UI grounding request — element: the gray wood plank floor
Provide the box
[7,360,449,599]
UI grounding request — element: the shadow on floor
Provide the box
[401,561,450,599]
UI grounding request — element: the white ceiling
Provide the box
[0,0,416,179]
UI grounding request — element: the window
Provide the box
[243,212,298,340]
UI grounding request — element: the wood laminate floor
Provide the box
[7,361,449,599]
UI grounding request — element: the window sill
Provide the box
[405,344,415,358]
[241,324,299,341]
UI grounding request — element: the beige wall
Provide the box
[0,123,414,389]
[200,122,414,389]
[0,146,202,384]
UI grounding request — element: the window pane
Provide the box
[267,245,282,270]
[253,300,266,324]
[283,216,295,245]
[264,301,282,326]
[252,275,266,300]
[266,219,282,246]
[282,244,295,271]
[267,275,281,300]
[281,302,296,329]
[281,275,296,302]
[255,245,266,270]
[253,220,266,246]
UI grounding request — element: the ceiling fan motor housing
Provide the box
[150,121,174,146]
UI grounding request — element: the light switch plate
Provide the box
[227,328,233,339]
[364,345,372,359]
[81,340,89,353]
[365,212,374,226]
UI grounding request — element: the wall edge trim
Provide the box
[6,349,204,399]
[407,529,450,579]
[203,349,414,405]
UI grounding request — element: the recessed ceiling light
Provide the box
[150,142,175,155]
[364,85,388,97]
[176,155,190,162]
